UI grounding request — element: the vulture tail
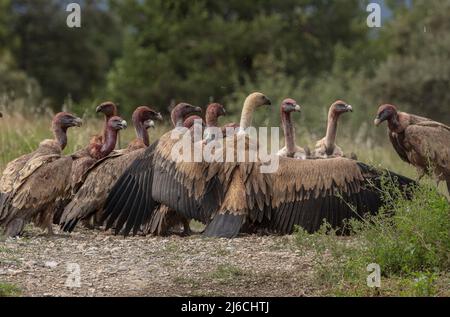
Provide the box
[203,212,245,238]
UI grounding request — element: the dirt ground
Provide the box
[0,225,321,297]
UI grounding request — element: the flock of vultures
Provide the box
[0,92,449,238]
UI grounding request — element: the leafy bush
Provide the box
[294,178,450,296]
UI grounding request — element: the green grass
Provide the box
[0,246,13,253]
[0,282,21,297]
[294,180,450,297]
[210,264,245,283]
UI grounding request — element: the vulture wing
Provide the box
[389,131,410,163]
[102,141,160,235]
[267,157,415,234]
[0,153,60,222]
[0,153,33,194]
[404,122,450,178]
[1,155,72,236]
[102,129,225,236]
[60,149,143,232]
[203,134,271,237]
[0,153,33,217]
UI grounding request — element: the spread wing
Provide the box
[203,134,271,237]
[102,141,160,236]
[102,130,225,236]
[60,149,143,232]
[267,157,415,234]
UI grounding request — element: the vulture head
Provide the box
[330,100,353,115]
[206,103,226,118]
[107,116,128,131]
[171,103,202,127]
[52,112,83,131]
[281,98,301,113]
[132,106,163,126]
[184,115,205,129]
[374,104,398,126]
[96,101,118,118]
[246,92,272,109]
[206,102,227,127]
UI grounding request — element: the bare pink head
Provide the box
[280,98,301,113]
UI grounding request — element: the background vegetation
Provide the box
[1,1,449,124]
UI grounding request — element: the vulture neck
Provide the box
[173,113,185,128]
[102,115,113,141]
[324,109,340,154]
[388,112,406,133]
[99,127,119,157]
[281,111,297,156]
[206,112,218,128]
[134,119,150,146]
[53,125,68,150]
[239,99,256,131]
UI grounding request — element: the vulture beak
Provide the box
[294,104,301,112]
[155,112,163,121]
[265,98,272,106]
[120,120,128,129]
[346,104,353,112]
[374,118,381,126]
[195,106,202,113]
[73,117,83,127]
[95,105,103,113]
[145,119,155,129]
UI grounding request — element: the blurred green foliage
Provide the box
[0,0,449,127]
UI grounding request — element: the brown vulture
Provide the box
[277,98,309,159]
[102,93,415,238]
[312,100,353,158]
[144,103,230,236]
[140,114,204,237]
[374,104,450,194]
[0,112,82,237]
[59,106,162,232]
[70,101,120,187]
[102,102,203,236]
[52,103,125,224]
